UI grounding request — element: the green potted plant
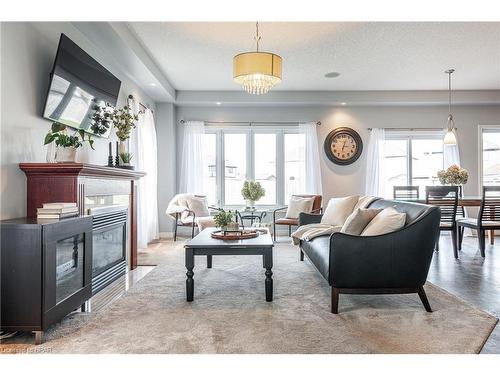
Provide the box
[241,181,265,208]
[119,152,133,169]
[89,101,114,136]
[113,104,139,157]
[44,122,94,163]
[213,209,236,231]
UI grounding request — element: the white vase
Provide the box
[55,147,77,163]
[246,199,255,208]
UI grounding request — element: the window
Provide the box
[224,133,247,205]
[254,133,276,205]
[203,133,217,206]
[203,127,306,207]
[481,127,500,186]
[382,132,444,199]
[284,133,306,202]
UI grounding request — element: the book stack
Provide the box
[37,203,79,220]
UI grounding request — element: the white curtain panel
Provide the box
[364,128,386,197]
[443,129,461,167]
[179,121,205,194]
[131,108,159,249]
[299,122,323,195]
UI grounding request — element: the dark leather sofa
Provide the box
[298,199,441,314]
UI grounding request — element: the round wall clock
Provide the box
[324,127,363,165]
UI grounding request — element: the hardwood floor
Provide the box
[426,233,500,353]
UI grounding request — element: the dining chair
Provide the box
[425,186,459,258]
[393,186,419,201]
[456,186,500,257]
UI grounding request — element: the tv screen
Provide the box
[43,34,121,138]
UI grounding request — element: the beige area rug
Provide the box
[2,242,497,354]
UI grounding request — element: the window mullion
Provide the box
[218,130,225,206]
[248,130,254,181]
[276,130,285,206]
[407,137,413,186]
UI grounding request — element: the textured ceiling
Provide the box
[128,22,500,91]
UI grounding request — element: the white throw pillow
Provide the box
[285,197,315,219]
[361,207,406,236]
[341,208,383,235]
[186,196,210,217]
[321,196,359,226]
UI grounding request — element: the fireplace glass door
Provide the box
[55,233,85,304]
[92,224,126,277]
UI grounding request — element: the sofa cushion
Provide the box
[341,208,382,235]
[300,235,331,280]
[321,195,359,226]
[361,207,406,236]
[186,196,210,217]
[285,196,315,219]
[367,199,430,226]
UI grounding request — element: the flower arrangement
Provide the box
[437,164,469,185]
[113,105,139,141]
[241,181,265,206]
[213,209,235,229]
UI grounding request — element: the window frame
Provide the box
[478,125,500,191]
[383,130,445,197]
[204,125,302,208]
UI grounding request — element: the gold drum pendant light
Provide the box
[233,22,282,95]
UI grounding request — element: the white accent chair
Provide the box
[166,194,221,241]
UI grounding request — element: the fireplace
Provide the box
[89,205,128,294]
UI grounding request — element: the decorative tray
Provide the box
[211,229,262,240]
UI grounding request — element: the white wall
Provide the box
[0,22,156,220]
[174,104,500,207]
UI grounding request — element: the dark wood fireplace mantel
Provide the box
[20,163,146,270]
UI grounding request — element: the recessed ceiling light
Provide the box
[324,72,340,78]
[149,83,157,87]
[216,102,221,106]
[340,102,346,106]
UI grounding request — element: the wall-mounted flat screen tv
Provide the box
[43,33,121,138]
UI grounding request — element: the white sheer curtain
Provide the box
[131,107,159,249]
[179,121,205,194]
[443,129,461,167]
[365,128,386,197]
[299,122,323,195]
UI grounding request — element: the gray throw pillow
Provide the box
[341,208,383,235]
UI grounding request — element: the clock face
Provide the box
[324,127,363,165]
[331,133,358,160]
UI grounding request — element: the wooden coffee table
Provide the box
[184,227,274,302]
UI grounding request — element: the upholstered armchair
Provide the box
[166,194,222,241]
[272,194,322,241]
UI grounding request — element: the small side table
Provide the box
[235,209,267,228]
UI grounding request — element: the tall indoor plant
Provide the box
[44,122,94,163]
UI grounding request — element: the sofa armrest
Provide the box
[328,206,440,288]
[298,212,323,226]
